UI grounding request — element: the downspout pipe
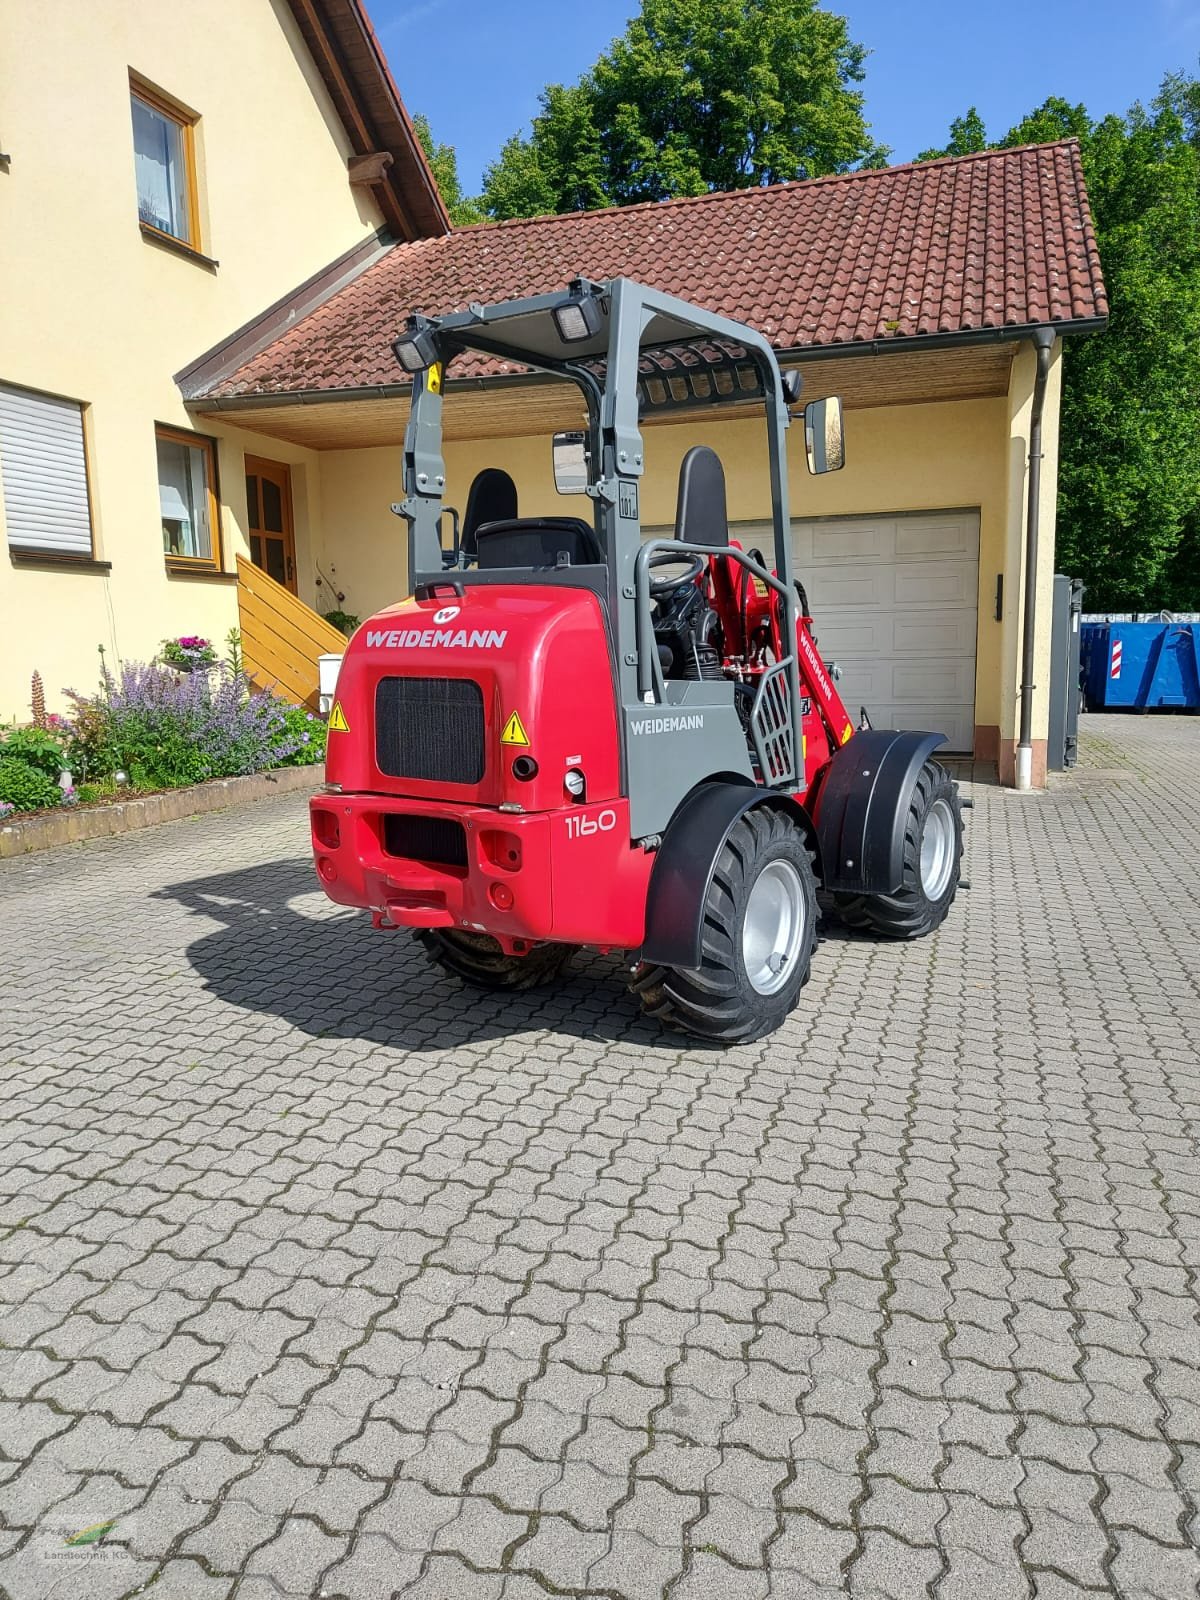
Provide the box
[1016,327,1056,791]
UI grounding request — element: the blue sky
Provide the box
[374,0,1196,195]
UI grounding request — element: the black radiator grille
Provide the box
[375,677,485,785]
[382,813,469,869]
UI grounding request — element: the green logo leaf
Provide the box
[64,1519,117,1547]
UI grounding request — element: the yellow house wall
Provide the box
[0,0,384,719]
[311,365,1062,768]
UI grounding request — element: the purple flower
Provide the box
[64,659,305,785]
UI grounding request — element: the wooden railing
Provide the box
[236,555,348,712]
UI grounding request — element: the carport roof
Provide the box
[187,139,1107,402]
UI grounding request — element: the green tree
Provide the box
[412,112,485,226]
[915,106,988,163]
[918,85,1200,609]
[481,0,888,220]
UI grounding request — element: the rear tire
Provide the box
[631,806,819,1043]
[417,929,576,991]
[832,759,963,939]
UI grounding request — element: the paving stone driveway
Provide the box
[1,714,1198,1600]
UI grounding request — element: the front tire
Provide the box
[417,929,576,990]
[832,759,963,939]
[631,806,819,1043]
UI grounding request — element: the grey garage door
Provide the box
[735,510,980,752]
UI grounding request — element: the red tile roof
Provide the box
[201,141,1106,399]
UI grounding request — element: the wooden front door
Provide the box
[245,455,297,594]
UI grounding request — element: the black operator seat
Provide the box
[474,517,603,570]
[461,467,518,562]
[675,445,730,547]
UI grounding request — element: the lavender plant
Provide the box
[64,659,305,790]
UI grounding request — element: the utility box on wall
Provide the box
[1048,575,1084,770]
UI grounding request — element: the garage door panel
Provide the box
[806,568,894,610]
[890,609,978,656]
[893,560,977,607]
[811,519,895,564]
[739,509,981,754]
[828,669,974,746]
[894,514,979,559]
[811,620,886,657]
[862,703,975,749]
[816,608,978,660]
[891,659,978,701]
[828,657,976,706]
[808,560,976,614]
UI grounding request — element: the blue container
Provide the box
[1081,621,1200,710]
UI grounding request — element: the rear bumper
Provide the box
[310,791,651,950]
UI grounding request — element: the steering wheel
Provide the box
[648,548,707,597]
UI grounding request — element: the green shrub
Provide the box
[322,609,360,635]
[0,758,61,812]
[1,726,66,780]
[118,714,209,790]
[275,704,327,766]
[65,698,116,782]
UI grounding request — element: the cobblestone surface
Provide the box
[0,714,1198,1599]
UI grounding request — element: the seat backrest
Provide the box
[674,445,729,547]
[462,468,518,559]
[474,517,602,570]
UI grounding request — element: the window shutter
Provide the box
[0,382,94,556]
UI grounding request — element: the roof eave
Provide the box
[777,317,1108,364]
[188,317,1109,412]
[284,0,450,239]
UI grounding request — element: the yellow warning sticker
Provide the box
[425,362,444,394]
[328,701,350,733]
[841,722,853,745]
[500,711,530,747]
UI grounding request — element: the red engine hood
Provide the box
[325,584,621,813]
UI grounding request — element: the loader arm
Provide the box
[794,615,856,751]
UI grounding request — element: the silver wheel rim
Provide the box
[920,798,956,901]
[742,859,809,996]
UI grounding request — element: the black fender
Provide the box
[810,729,946,895]
[640,780,815,969]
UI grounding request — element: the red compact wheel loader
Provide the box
[310,277,964,1042]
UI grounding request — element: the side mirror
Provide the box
[552,431,589,495]
[780,369,803,407]
[439,506,461,569]
[804,396,845,474]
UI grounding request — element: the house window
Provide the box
[156,425,220,569]
[131,81,198,246]
[0,381,95,558]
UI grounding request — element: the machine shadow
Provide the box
[154,854,681,1053]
